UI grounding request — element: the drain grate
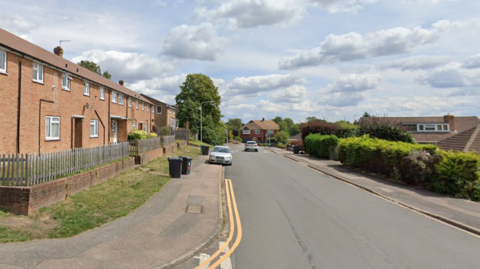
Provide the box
[186,205,202,214]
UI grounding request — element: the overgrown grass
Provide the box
[0,169,169,243]
[142,146,201,175]
[188,139,214,149]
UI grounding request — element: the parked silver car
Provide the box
[244,141,259,152]
[209,146,233,165]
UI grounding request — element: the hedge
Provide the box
[305,134,339,159]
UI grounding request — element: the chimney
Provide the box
[444,114,456,132]
[53,46,64,57]
[262,117,265,122]
[119,80,124,86]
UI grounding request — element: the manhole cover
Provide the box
[186,205,202,214]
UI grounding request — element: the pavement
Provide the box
[269,147,480,237]
[0,155,223,269]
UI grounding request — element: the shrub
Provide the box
[399,150,441,187]
[234,136,242,142]
[338,135,437,178]
[275,131,290,144]
[128,129,148,140]
[147,132,157,138]
[277,142,285,148]
[428,151,480,200]
[160,126,171,136]
[358,117,415,143]
[305,134,339,159]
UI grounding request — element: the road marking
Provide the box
[195,179,236,269]
[209,179,243,268]
[218,242,232,269]
[194,253,211,269]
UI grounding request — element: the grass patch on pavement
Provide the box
[188,139,214,149]
[142,146,201,175]
[0,168,169,243]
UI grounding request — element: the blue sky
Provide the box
[2,0,480,123]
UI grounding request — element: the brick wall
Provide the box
[0,157,135,215]
[135,147,163,165]
[177,140,187,148]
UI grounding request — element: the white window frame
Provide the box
[417,124,449,132]
[0,50,6,74]
[128,97,132,107]
[132,123,136,129]
[142,102,145,111]
[119,93,124,105]
[144,123,148,133]
[242,129,250,135]
[33,62,44,83]
[100,87,105,100]
[45,116,60,140]
[112,91,118,103]
[156,106,162,114]
[267,129,274,134]
[255,130,260,134]
[90,120,99,138]
[62,73,71,91]
[136,100,139,109]
[84,81,90,96]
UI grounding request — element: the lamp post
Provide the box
[200,101,214,151]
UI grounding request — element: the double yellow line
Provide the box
[195,179,242,269]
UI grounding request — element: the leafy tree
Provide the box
[306,116,326,123]
[362,112,372,118]
[175,74,222,145]
[77,60,112,79]
[226,118,243,136]
[274,131,290,144]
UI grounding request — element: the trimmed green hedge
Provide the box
[338,135,437,178]
[305,134,339,159]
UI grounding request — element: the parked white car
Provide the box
[209,146,233,165]
[244,141,259,152]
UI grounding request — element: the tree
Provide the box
[274,131,290,144]
[77,60,112,80]
[362,112,372,118]
[306,116,326,123]
[175,74,222,144]
[226,118,242,136]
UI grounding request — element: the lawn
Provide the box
[0,146,202,243]
[188,139,214,149]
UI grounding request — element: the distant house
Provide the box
[140,94,178,131]
[240,118,280,143]
[359,114,480,152]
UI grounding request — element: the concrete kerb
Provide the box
[280,152,480,238]
[155,165,225,269]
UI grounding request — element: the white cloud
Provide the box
[258,99,285,112]
[72,50,176,82]
[378,55,452,71]
[307,0,378,13]
[463,54,480,69]
[326,74,381,92]
[127,75,187,103]
[322,92,368,107]
[270,85,307,103]
[0,14,37,41]
[419,62,480,88]
[161,23,229,61]
[228,74,306,95]
[279,20,471,69]
[195,0,305,29]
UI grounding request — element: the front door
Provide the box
[112,120,118,143]
[74,118,83,148]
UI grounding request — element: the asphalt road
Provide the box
[225,145,480,269]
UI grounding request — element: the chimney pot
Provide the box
[53,46,64,58]
[262,117,265,121]
[119,80,124,86]
[444,114,456,132]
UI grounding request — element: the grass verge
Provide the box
[142,146,201,175]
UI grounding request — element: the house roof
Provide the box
[242,120,280,130]
[437,125,480,153]
[289,133,302,140]
[0,27,153,105]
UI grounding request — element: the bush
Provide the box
[160,126,171,136]
[399,150,441,187]
[275,131,290,144]
[305,134,339,159]
[277,142,285,148]
[147,132,157,138]
[338,135,437,178]
[358,117,415,143]
[234,136,242,142]
[128,129,148,140]
[428,151,480,200]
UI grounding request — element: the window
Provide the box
[112,91,117,103]
[84,81,90,96]
[132,123,136,129]
[45,116,60,140]
[128,98,132,107]
[144,123,148,133]
[417,124,449,132]
[242,129,250,135]
[100,87,105,100]
[33,63,43,83]
[142,102,145,111]
[136,100,139,109]
[156,106,162,114]
[0,50,6,73]
[119,93,124,105]
[255,130,260,134]
[90,120,99,137]
[151,105,154,113]
[62,73,71,91]
[267,129,274,134]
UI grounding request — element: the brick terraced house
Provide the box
[0,28,156,154]
[240,118,280,143]
[140,94,179,131]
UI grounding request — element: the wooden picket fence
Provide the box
[0,143,129,187]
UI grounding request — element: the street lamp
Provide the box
[200,101,215,151]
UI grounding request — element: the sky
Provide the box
[1,0,480,124]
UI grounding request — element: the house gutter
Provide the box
[39,99,54,153]
[108,89,111,143]
[16,58,23,153]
